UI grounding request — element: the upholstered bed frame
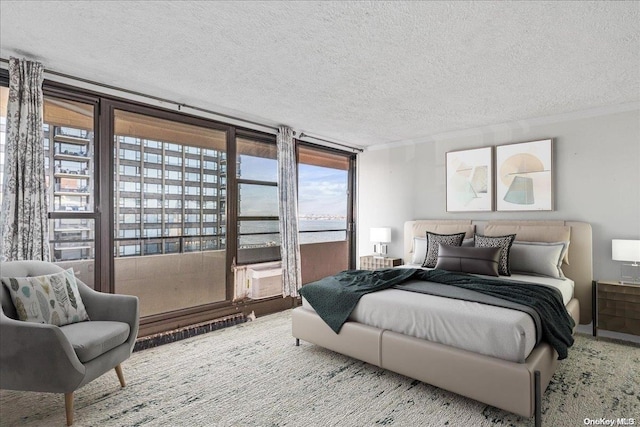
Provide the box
[292,220,592,427]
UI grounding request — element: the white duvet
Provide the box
[301,265,574,363]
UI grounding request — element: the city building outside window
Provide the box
[112,109,228,316]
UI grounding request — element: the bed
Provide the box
[291,220,592,427]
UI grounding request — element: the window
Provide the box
[1,93,101,286]
[144,183,163,194]
[236,136,279,264]
[298,146,350,244]
[144,198,162,208]
[144,167,162,179]
[203,173,217,183]
[120,148,140,161]
[113,109,228,316]
[185,186,200,196]
[165,170,182,181]
[164,154,182,166]
[120,165,140,177]
[119,243,141,257]
[120,181,141,192]
[119,229,140,239]
[144,228,161,238]
[144,213,162,223]
[119,197,140,208]
[186,157,201,168]
[119,213,140,224]
[41,96,98,289]
[165,199,182,209]
[185,214,200,223]
[203,187,217,196]
[144,139,161,149]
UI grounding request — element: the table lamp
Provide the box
[612,239,640,284]
[370,227,391,258]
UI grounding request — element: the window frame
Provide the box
[297,141,357,265]
[235,131,280,265]
[42,87,102,286]
[106,101,234,297]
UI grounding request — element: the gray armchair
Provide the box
[0,260,139,426]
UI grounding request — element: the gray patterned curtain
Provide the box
[1,57,50,261]
[277,126,302,297]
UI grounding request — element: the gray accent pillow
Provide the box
[422,232,466,268]
[435,245,501,277]
[474,234,516,276]
[510,241,568,279]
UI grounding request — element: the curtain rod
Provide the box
[299,133,364,153]
[0,57,364,153]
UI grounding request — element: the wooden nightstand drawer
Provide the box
[360,256,402,271]
[598,315,640,336]
[597,299,640,320]
[598,283,640,303]
[595,280,640,336]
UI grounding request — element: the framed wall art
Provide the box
[446,146,493,212]
[495,139,553,211]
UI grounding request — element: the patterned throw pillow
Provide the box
[2,269,89,326]
[474,234,516,276]
[422,232,466,268]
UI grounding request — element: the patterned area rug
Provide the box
[1,310,638,427]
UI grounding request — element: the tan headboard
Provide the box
[404,219,593,324]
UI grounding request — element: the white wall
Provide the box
[357,108,640,281]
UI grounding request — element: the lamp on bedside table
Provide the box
[370,227,391,258]
[612,239,640,284]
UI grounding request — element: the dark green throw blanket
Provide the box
[299,268,575,360]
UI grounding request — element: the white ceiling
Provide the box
[1,1,639,148]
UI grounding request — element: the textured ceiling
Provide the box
[1,1,639,148]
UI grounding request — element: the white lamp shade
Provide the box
[612,239,640,262]
[370,227,391,243]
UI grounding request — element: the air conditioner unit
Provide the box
[248,264,282,299]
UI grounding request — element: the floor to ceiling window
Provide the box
[112,109,228,317]
[236,134,280,264]
[298,144,355,283]
[298,145,350,244]
[44,96,97,287]
[0,87,99,286]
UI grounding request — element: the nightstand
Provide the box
[360,256,402,271]
[593,280,640,337]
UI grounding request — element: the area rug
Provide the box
[1,310,638,427]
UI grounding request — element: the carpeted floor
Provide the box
[1,310,638,427]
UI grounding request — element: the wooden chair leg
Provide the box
[115,364,126,387]
[64,392,74,426]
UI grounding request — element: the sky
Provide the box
[240,155,347,217]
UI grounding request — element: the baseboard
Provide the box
[133,313,248,352]
[575,331,640,348]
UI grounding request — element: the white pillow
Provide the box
[411,237,428,265]
[510,241,569,279]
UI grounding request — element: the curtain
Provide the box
[1,57,50,261]
[277,126,302,297]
